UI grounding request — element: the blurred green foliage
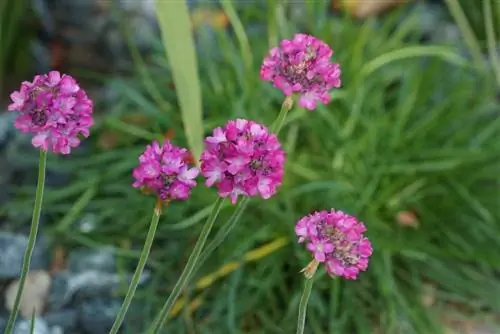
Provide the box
[458,0,500,46]
[0,0,31,97]
[2,0,500,333]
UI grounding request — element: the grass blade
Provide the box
[155,0,204,164]
[361,46,469,77]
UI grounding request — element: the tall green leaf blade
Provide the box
[155,0,203,164]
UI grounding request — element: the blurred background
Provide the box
[0,0,499,333]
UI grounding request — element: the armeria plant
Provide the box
[5,33,371,334]
[4,71,93,333]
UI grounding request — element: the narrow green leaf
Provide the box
[29,311,36,334]
[155,0,204,165]
[361,46,470,78]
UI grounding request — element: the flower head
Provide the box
[8,71,93,154]
[200,119,285,204]
[295,209,373,280]
[260,33,341,110]
[133,140,199,201]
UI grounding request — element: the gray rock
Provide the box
[44,309,78,332]
[33,0,160,72]
[13,316,52,334]
[0,233,49,278]
[47,272,71,310]
[0,316,7,333]
[67,248,116,273]
[48,269,151,310]
[78,298,122,334]
[75,213,97,233]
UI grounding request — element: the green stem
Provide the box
[196,197,249,268]
[193,95,293,278]
[271,95,294,133]
[4,149,47,334]
[483,0,500,87]
[109,200,163,334]
[443,0,485,69]
[296,277,314,334]
[146,96,294,332]
[146,197,225,333]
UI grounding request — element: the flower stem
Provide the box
[192,95,293,287]
[271,95,294,134]
[443,0,485,69]
[296,277,314,334]
[146,197,225,333]
[195,196,249,270]
[4,149,47,334]
[109,199,163,334]
[483,0,500,87]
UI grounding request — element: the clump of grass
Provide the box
[2,2,499,333]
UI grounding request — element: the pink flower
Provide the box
[260,33,341,110]
[8,71,93,154]
[295,210,373,280]
[200,119,285,204]
[133,140,199,201]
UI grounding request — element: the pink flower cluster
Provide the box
[295,210,373,280]
[200,119,285,204]
[260,33,341,111]
[8,71,93,154]
[132,140,199,201]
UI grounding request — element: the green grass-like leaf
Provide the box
[155,0,204,164]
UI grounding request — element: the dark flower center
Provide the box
[30,109,48,126]
[250,159,262,171]
[318,220,359,266]
[163,175,176,187]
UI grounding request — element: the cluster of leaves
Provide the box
[4,1,500,333]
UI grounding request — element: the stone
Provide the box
[47,272,71,310]
[0,316,7,333]
[0,233,49,278]
[44,309,78,332]
[67,248,116,274]
[5,270,51,317]
[76,213,97,233]
[48,269,151,310]
[78,298,122,334]
[13,316,52,334]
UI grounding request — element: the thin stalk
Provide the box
[219,0,253,74]
[146,197,225,333]
[296,277,314,334]
[483,0,500,87]
[109,199,163,334]
[29,311,36,334]
[146,96,294,332]
[443,0,484,68]
[196,197,249,267]
[195,95,293,272]
[4,149,47,334]
[271,95,294,133]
